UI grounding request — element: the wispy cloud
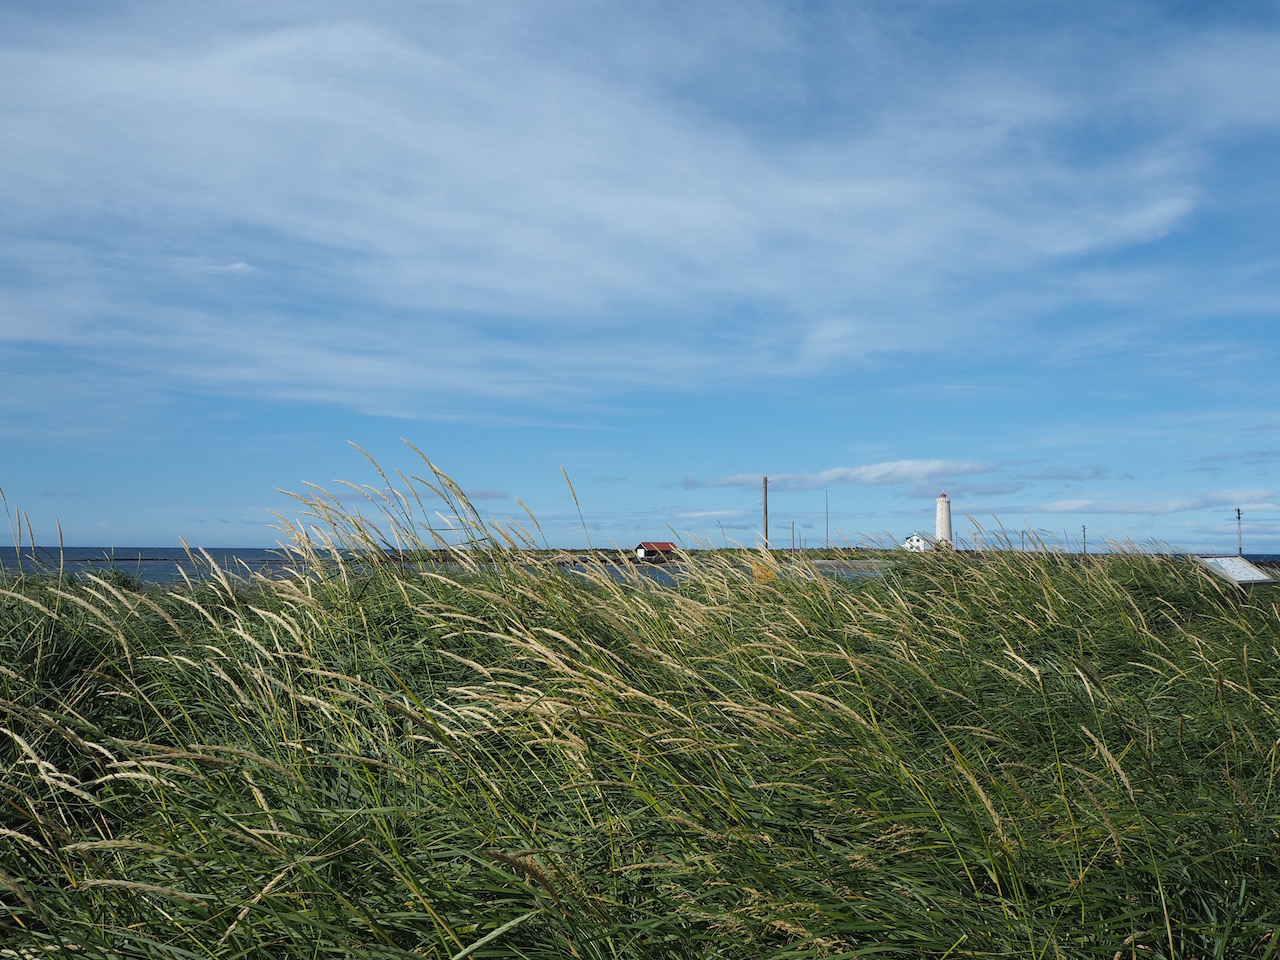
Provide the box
[1019,466,1110,483]
[4,5,1280,420]
[5,4,1280,549]
[1197,449,1280,468]
[466,489,511,502]
[673,509,746,520]
[686,459,995,491]
[1040,490,1276,516]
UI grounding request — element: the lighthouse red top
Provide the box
[940,491,948,499]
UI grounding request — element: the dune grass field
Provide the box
[3,465,1280,958]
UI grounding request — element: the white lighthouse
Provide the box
[935,492,953,547]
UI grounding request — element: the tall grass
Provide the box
[3,460,1280,957]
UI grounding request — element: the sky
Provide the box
[3,0,1280,554]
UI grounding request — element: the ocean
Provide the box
[0,547,690,588]
[2,547,1278,588]
[0,547,298,586]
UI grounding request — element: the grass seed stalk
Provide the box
[1,456,1278,957]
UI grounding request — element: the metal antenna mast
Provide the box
[762,476,769,550]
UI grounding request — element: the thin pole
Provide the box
[1082,524,1087,556]
[791,520,795,553]
[825,490,829,550]
[1238,508,1243,557]
[763,476,769,550]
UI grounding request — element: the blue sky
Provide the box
[3,0,1280,553]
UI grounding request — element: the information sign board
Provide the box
[1195,556,1275,586]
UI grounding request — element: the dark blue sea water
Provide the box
[0,547,679,587]
[3,547,1277,588]
[0,547,297,586]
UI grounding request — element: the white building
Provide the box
[902,532,932,552]
[936,492,953,547]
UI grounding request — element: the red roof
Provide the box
[637,541,677,551]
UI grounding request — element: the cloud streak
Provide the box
[687,460,995,492]
[1040,490,1276,516]
[4,4,1280,420]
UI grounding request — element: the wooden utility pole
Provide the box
[1082,524,1087,556]
[762,476,769,550]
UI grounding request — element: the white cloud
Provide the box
[673,509,746,520]
[466,489,511,502]
[690,459,995,491]
[2,4,1280,419]
[1041,489,1276,516]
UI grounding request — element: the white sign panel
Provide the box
[1195,556,1275,586]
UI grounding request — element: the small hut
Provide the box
[901,532,933,552]
[635,541,677,562]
